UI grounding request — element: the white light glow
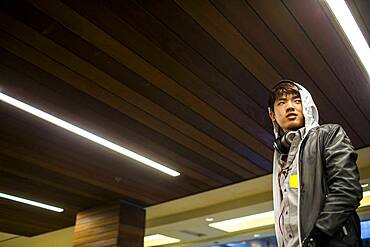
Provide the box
[209,190,370,233]
[361,191,370,208]
[326,0,370,77]
[362,184,369,188]
[0,92,180,177]
[0,192,64,212]
[209,211,274,233]
[144,234,180,246]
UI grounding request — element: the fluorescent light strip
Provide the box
[326,0,370,77]
[0,92,180,177]
[0,192,64,212]
[144,234,180,247]
[211,190,370,233]
[360,191,370,208]
[364,191,370,197]
[209,211,274,233]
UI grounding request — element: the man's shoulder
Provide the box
[312,123,342,132]
[308,124,350,147]
[309,124,344,138]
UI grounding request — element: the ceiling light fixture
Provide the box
[0,192,64,212]
[144,234,180,247]
[209,211,274,233]
[206,217,214,222]
[326,0,370,77]
[360,191,370,208]
[209,190,370,232]
[0,92,180,177]
[362,184,369,188]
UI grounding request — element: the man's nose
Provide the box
[286,101,295,111]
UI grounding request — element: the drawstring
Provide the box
[278,159,287,247]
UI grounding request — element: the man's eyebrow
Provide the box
[293,95,301,99]
[276,96,287,101]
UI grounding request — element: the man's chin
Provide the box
[285,123,304,131]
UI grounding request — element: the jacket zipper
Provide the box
[298,137,308,246]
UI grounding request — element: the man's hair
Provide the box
[268,80,301,112]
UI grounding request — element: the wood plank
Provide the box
[0,35,229,189]
[117,202,145,247]
[0,114,185,204]
[28,0,273,167]
[284,0,370,143]
[0,171,89,212]
[210,0,329,118]
[136,0,272,97]
[0,10,259,181]
[1,60,252,182]
[138,0,365,148]
[135,0,276,145]
[0,138,157,205]
[210,0,366,148]
[67,0,274,146]
[0,106,182,198]
[355,0,370,33]
[76,210,119,226]
[76,204,120,221]
[0,41,243,186]
[74,216,119,233]
[73,201,144,247]
[174,0,280,85]
[346,0,370,44]
[74,230,118,246]
[0,201,74,229]
[355,0,370,40]
[2,75,227,201]
[75,219,118,236]
[0,154,119,202]
[246,0,367,146]
[52,0,273,173]
[1,93,241,204]
[0,61,233,192]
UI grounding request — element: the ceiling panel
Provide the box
[0,0,368,236]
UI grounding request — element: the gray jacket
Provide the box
[272,83,362,246]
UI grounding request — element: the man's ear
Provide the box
[268,107,276,122]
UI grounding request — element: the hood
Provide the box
[269,81,320,139]
[270,80,320,246]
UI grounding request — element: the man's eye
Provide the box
[295,99,302,103]
[278,102,284,105]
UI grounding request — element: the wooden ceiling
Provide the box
[0,0,369,237]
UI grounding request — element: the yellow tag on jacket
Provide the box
[290,174,298,189]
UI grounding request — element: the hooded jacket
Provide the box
[271,82,363,246]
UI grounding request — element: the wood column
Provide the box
[73,201,145,247]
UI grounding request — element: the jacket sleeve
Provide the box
[315,124,362,236]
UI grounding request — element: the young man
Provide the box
[268,80,363,247]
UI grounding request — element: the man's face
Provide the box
[269,93,305,132]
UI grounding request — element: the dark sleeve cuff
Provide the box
[303,226,330,246]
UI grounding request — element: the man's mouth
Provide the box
[286,113,297,120]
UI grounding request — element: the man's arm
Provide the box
[315,124,362,236]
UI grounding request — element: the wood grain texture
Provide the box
[73,201,145,247]
[246,0,367,147]
[30,0,272,171]
[0,0,368,237]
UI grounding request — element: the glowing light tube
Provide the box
[326,0,370,77]
[0,92,180,177]
[0,192,64,212]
